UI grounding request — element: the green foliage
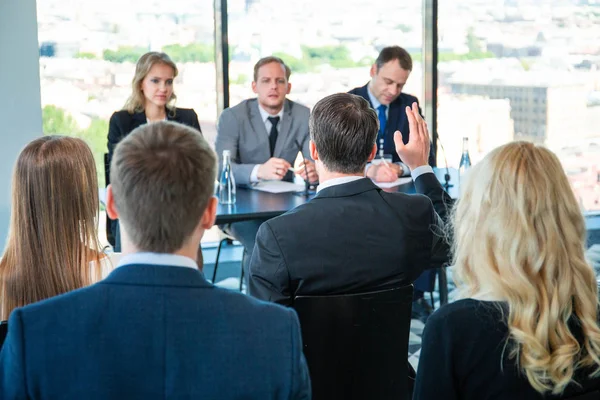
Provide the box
[75,52,96,59]
[466,27,482,53]
[231,73,249,85]
[438,51,495,62]
[162,43,214,63]
[42,105,108,187]
[103,46,147,63]
[274,45,364,73]
[396,24,412,33]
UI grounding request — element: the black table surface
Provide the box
[215,167,459,225]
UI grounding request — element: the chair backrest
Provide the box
[0,320,7,348]
[293,285,414,400]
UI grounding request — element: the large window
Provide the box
[227,0,424,110]
[37,0,217,187]
[437,0,600,211]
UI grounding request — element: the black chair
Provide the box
[103,153,115,247]
[293,285,414,400]
[0,320,7,348]
[211,228,246,292]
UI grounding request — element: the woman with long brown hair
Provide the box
[414,141,600,399]
[106,51,202,250]
[0,136,107,320]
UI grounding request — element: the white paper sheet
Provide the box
[372,177,412,189]
[251,180,305,193]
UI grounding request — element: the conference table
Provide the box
[215,167,459,225]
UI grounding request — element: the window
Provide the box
[437,1,600,211]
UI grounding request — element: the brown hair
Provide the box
[123,52,178,116]
[310,93,378,174]
[110,121,217,253]
[375,46,413,72]
[253,56,291,82]
[0,136,103,320]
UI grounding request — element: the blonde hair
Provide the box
[123,52,178,116]
[0,136,103,320]
[451,141,600,395]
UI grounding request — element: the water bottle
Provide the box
[459,137,472,182]
[219,150,236,205]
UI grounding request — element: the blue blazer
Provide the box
[0,264,311,400]
[348,84,436,167]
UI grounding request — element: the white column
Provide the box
[0,0,42,245]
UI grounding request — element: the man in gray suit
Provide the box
[215,56,317,283]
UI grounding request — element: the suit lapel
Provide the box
[274,100,292,157]
[248,100,270,147]
[131,112,147,131]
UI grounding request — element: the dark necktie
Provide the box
[377,104,388,146]
[267,116,280,157]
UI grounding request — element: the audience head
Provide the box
[0,136,102,320]
[370,46,413,106]
[452,141,600,394]
[252,56,291,114]
[107,121,217,256]
[124,52,178,114]
[309,93,378,175]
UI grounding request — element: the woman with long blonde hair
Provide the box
[0,136,107,320]
[106,51,202,250]
[414,141,600,399]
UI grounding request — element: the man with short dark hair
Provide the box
[350,46,439,320]
[216,56,318,283]
[0,121,311,399]
[248,93,450,308]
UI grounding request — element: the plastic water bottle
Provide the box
[459,137,472,182]
[219,150,236,205]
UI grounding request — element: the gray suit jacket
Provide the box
[216,98,311,185]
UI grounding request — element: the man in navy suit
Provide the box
[349,46,436,183]
[349,46,439,321]
[0,122,311,399]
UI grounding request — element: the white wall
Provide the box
[0,0,42,245]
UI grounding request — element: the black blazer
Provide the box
[349,84,436,167]
[106,107,202,175]
[248,174,452,306]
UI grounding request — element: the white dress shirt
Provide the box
[116,252,199,270]
[250,104,285,183]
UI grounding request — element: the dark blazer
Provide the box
[348,84,436,167]
[107,107,202,173]
[249,174,452,306]
[0,264,311,400]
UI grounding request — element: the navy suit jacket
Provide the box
[348,84,436,167]
[0,264,311,400]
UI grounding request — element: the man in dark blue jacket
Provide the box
[349,46,439,321]
[0,121,311,400]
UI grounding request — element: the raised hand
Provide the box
[394,102,431,171]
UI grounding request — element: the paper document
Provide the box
[252,180,305,193]
[372,177,412,189]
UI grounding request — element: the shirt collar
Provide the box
[316,176,364,193]
[257,103,284,124]
[117,252,198,270]
[367,85,383,110]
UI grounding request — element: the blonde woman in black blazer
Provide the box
[106,52,202,249]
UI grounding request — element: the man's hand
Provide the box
[394,102,431,171]
[295,160,319,183]
[366,163,397,182]
[257,158,291,180]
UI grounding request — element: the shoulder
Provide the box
[109,109,133,124]
[211,286,298,324]
[219,99,254,122]
[396,92,420,105]
[427,299,506,333]
[287,99,310,117]
[174,107,198,118]
[348,83,368,97]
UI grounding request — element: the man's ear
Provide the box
[251,81,257,94]
[201,196,218,230]
[106,185,119,220]
[309,140,318,161]
[367,143,377,162]
[286,82,292,95]
[370,63,377,78]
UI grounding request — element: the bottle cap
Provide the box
[223,150,231,157]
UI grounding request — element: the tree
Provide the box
[103,46,147,63]
[466,27,482,53]
[75,52,96,59]
[162,43,214,63]
[42,105,108,187]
